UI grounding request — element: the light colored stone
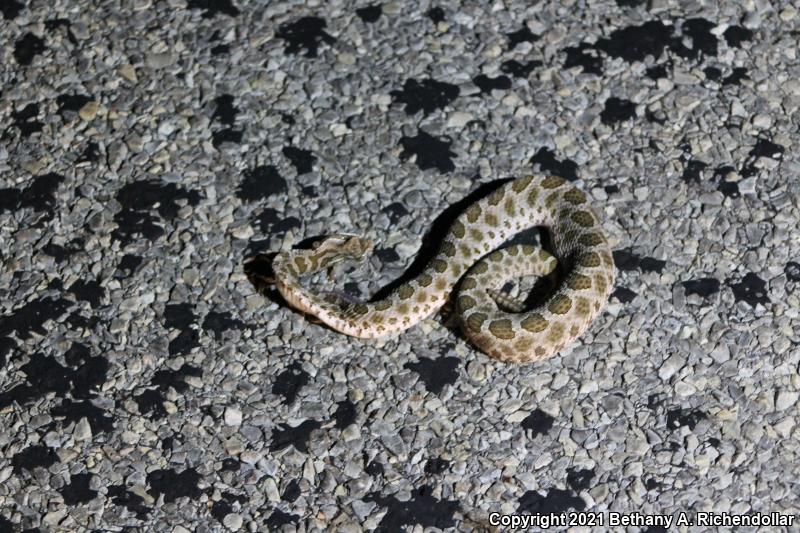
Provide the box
[73,417,92,441]
[119,64,138,82]
[738,177,757,195]
[775,390,798,411]
[731,101,747,117]
[330,123,349,136]
[225,406,243,426]
[0,466,11,485]
[43,509,68,526]
[338,53,356,65]
[264,478,280,502]
[341,424,360,441]
[752,114,772,128]
[231,225,254,239]
[658,354,683,380]
[223,513,243,531]
[780,6,797,21]
[146,52,174,68]
[554,134,572,150]
[774,417,795,438]
[79,101,100,121]
[447,112,474,128]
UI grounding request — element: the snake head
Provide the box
[313,234,374,259]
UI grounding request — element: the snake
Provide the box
[270,174,615,363]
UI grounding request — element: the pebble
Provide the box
[119,64,138,82]
[224,407,243,426]
[751,114,772,128]
[731,101,747,117]
[330,123,350,136]
[774,417,795,438]
[775,390,798,411]
[43,510,68,526]
[79,101,100,121]
[231,224,254,239]
[447,112,474,128]
[263,478,280,502]
[658,354,684,380]
[73,418,93,441]
[341,424,361,442]
[738,177,757,195]
[146,52,174,69]
[466,361,487,381]
[223,513,243,531]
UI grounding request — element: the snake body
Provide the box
[271,174,615,363]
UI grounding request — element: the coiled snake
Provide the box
[270,174,615,363]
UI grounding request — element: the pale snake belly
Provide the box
[270,174,615,363]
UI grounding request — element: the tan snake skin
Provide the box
[271,174,615,363]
